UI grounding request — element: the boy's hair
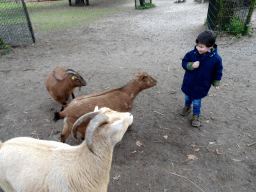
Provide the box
[196,30,216,47]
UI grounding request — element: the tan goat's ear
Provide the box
[109,120,126,145]
[72,76,76,80]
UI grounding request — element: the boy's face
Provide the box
[196,43,213,54]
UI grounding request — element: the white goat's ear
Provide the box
[109,120,126,145]
[94,106,99,112]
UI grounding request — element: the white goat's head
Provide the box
[72,107,133,153]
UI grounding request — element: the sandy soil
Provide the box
[1,0,256,191]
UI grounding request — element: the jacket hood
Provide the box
[194,44,217,58]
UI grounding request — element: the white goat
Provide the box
[0,107,133,192]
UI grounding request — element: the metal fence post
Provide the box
[21,0,35,43]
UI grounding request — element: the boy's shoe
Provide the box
[192,115,200,127]
[180,105,191,116]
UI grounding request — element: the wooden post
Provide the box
[242,0,256,35]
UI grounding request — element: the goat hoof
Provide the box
[127,126,133,132]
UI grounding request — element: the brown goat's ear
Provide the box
[142,75,147,81]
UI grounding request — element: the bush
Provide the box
[135,3,155,9]
[0,38,11,56]
[224,16,250,36]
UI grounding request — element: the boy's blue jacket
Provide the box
[181,44,223,99]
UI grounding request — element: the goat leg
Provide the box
[60,102,67,112]
[71,92,75,99]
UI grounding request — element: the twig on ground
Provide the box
[23,68,35,71]
[247,142,256,147]
[49,128,55,138]
[170,172,205,192]
[153,111,164,116]
[30,132,40,135]
[0,69,11,73]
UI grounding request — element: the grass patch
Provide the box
[25,1,130,32]
[135,3,155,9]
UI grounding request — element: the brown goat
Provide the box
[54,70,157,142]
[45,66,86,111]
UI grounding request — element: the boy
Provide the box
[180,30,223,127]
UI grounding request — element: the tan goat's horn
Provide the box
[72,111,99,141]
[65,69,77,75]
[86,113,108,153]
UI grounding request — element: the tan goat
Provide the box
[45,66,86,111]
[0,107,133,192]
[54,70,156,142]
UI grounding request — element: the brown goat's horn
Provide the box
[72,111,99,141]
[86,113,108,153]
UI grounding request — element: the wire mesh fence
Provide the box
[0,0,35,46]
[207,0,256,34]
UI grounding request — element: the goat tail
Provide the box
[53,112,61,122]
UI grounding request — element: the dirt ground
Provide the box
[1,0,256,191]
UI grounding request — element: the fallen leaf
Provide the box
[136,141,142,147]
[24,111,28,114]
[205,120,210,123]
[187,154,197,160]
[45,119,50,123]
[209,94,216,97]
[215,149,221,154]
[191,143,196,147]
[113,173,121,180]
[209,142,215,144]
[163,135,168,139]
[194,148,200,152]
[211,116,215,120]
[246,107,252,111]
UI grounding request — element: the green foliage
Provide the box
[224,16,251,36]
[224,17,243,35]
[0,38,11,56]
[135,3,155,9]
[0,38,3,45]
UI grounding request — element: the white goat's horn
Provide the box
[72,111,99,141]
[86,113,108,153]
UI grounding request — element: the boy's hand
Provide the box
[192,61,200,68]
[215,86,219,89]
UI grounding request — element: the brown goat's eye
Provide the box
[72,76,76,80]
